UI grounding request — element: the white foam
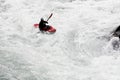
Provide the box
[0,0,120,80]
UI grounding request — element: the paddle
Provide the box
[46,13,53,21]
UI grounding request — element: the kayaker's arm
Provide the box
[43,21,48,24]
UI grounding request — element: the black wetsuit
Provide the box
[39,18,49,31]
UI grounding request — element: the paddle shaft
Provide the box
[47,13,53,21]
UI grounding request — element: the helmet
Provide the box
[41,18,44,21]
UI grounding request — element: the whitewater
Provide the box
[0,0,120,80]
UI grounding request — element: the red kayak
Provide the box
[34,24,56,34]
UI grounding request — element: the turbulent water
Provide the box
[0,0,120,80]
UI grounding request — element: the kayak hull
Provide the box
[34,24,56,33]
